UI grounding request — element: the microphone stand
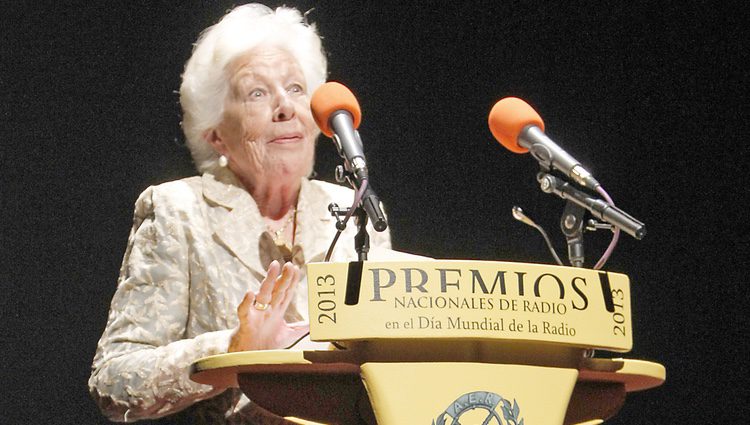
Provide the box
[353,207,370,261]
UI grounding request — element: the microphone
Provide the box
[311,82,367,182]
[488,97,600,190]
[310,82,387,232]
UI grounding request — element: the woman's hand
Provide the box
[228,260,309,352]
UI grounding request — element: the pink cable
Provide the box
[593,186,620,270]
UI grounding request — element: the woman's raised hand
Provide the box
[228,260,309,352]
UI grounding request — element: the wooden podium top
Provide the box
[578,357,665,392]
[191,348,665,393]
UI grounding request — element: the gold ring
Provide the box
[254,302,270,311]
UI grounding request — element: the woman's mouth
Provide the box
[269,133,304,144]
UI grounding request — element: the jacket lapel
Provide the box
[202,169,267,277]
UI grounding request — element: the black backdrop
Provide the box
[2,1,747,423]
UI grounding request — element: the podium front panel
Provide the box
[361,362,577,425]
[308,260,633,352]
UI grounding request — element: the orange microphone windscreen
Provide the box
[488,97,545,154]
[310,82,362,137]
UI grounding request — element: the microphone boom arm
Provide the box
[537,173,646,240]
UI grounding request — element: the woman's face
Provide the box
[210,46,317,187]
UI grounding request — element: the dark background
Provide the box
[2,1,747,423]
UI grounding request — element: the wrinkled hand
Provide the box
[228,260,309,352]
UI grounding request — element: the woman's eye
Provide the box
[248,89,265,99]
[288,84,304,94]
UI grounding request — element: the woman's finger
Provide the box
[271,263,298,305]
[276,263,298,301]
[278,266,300,310]
[236,290,256,329]
[256,260,281,304]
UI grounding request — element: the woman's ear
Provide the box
[205,128,227,156]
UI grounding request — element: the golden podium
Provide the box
[191,260,664,424]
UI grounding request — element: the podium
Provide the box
[191,260,665,424]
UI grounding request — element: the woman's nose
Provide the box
[273,92,295,122]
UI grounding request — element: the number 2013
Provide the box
[611,288,626,336]
[316,274,337,324]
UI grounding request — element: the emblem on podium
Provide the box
[434,391,524,425]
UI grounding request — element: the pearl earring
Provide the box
[218,155,228,167]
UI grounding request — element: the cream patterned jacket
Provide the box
[89,168,390,423]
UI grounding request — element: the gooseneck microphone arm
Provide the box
[537,173,646,240]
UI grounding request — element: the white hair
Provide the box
[180,4,327,172]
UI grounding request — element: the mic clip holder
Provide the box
[561,201,586,268]
[328,202,371,262]
[328,203,349,231]
[336,163,389,233]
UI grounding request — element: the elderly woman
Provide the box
[89,4,390,423]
